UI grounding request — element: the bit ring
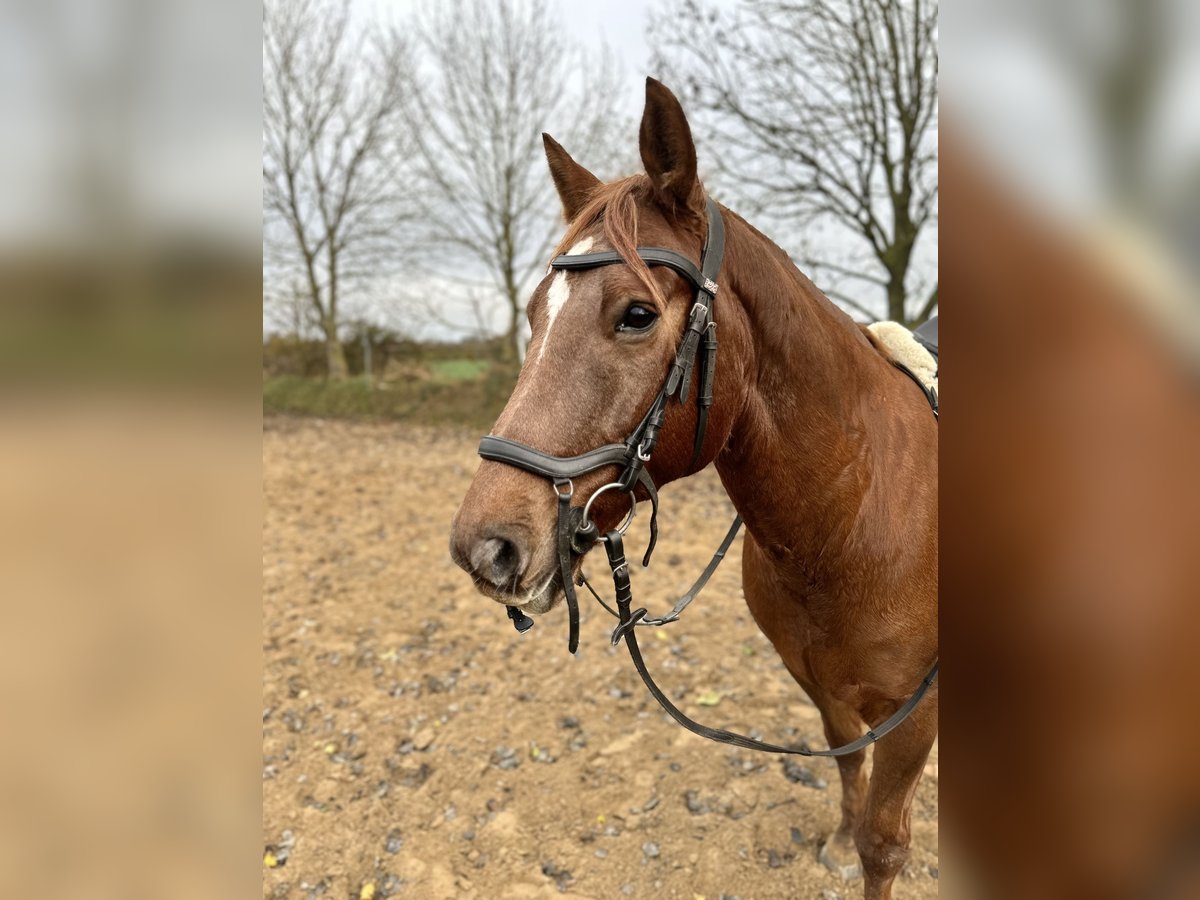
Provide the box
[581,482,637,537]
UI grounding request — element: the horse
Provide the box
[450,78,938,900]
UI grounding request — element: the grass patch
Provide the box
[264,366,516,429]
[428,358,490,382]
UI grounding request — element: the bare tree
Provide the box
[264,278,319,338]
[408,0,626,362]
[652,0,938,325]
[263,0,413,378]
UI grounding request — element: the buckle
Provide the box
[610,607,647,645]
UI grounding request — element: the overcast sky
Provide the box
[368,0,657,78]
[363,0,699,137]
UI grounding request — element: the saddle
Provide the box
[914,315,938,359]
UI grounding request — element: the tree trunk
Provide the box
[500,255,521,363]
[503,289,521,364]
[887,275,908,328]
[322,320,349,380]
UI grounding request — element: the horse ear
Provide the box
[543,134,601,222]
[639,77,701,216]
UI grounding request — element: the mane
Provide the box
[550,175,666,306]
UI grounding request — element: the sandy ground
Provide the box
[263,417,938,900]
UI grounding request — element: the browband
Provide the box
[550,247,718,298]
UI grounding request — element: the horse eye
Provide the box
[617,303,658,333]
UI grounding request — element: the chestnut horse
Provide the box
[450,79,938,900]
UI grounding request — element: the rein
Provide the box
[477,196,938,756]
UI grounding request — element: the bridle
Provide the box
[477,196,938,758]
[480,196,726,652]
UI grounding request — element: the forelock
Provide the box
[550,176,665,307]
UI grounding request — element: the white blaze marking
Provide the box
[536,237,594,362]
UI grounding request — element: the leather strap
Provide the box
[479,436,631,480]
[689,322,719,470]
[551,247,711,295]
[555,482,580,654]
[583,515,742,626]
[892,361,938,419]
[604,529,937,757]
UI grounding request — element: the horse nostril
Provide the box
[470,534,526,588]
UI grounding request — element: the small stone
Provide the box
[790,827,804,844]
[684,790,707,815]
[540,860,573,891]
[767,849,784,868]
[490,746,520,770]
[412,727,435,750]
[399,762,433,787]
[929,865,939,879]
[621,884,635,896]
[594,848,609,859]
[385,829,403,854]
[781,759,827,788]
[642,841,660,859]
[643,796,659,812]
[818,891,842,900]
[559,716,580,729]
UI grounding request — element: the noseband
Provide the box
[479,197,726,654]
[476,197,938,758]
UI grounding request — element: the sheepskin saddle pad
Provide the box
[867,319,938,412]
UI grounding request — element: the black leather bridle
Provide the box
[476,196,938,758]
[480,196,726,653]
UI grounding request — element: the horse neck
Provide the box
[713,212,910,566]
